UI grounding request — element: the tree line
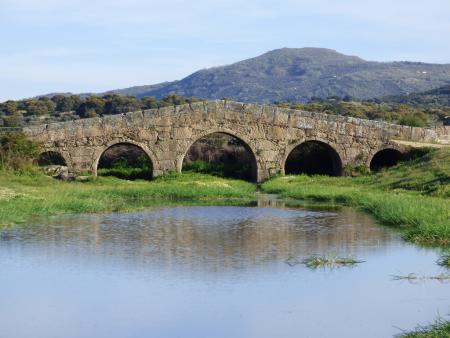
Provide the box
[1,92,449,128]
[0,94,200,127]
[276,96,450,127]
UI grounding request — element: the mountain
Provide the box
[101,81,176,98]
[382,84,450,107]
[104,48,450,103]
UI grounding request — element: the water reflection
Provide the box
[2,206,395,273]
[1,203,449,338]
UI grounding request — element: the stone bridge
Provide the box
[24,100,450,182]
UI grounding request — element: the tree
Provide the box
[103,95,141,115]
[51,95,81,112]
[141,96,159,109]
[76,96,105,118]
[24,100,51,116]
[161,94,199,106]
[0,100,18,115]
[2,112,24,127]
[38,97,56,113]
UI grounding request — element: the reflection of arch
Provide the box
[369,148,403,171]
[284,140,343,176]
[36,151,67,166]
[93,140,156,178]
[179,130,259,182]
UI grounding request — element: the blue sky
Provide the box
[1,0,449,101]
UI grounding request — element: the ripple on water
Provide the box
[0,205,448,338]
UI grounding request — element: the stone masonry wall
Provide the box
[23,100,450,182]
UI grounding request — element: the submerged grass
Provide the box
[262,148,450,247]
[302,256,363,268]
[0,172,256,225]
[437,254,450,268]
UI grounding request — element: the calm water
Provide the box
[1,201,449,338]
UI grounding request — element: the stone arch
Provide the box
[93,140,157,178]
[36,151,67,167]
[369,147,404,171]
[178,129,262,182]
[283,139,343,176]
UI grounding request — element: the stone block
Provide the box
[172,127,192,139]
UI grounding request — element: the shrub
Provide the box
[397,114,427,127]
[343,164,370,177]
[0,132,41,173]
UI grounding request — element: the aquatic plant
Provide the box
[302,255,363,268]
[397,318,450,337]
[437,254,450,268]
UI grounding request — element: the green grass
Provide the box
[183,159,254,181]
[262,148,450,247]
[0,172,256,225]
[97,167,151,180]
[367,147,450,198]
[398,318,450,337]
[302,256,363,268]
[437,254,450,268]
[1,148,449,248]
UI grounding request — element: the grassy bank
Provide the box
[2,148,449,246]
[262,148,450,247]
[399,319,450,337]
[0,172,256,225]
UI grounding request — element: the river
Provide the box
[1,200,448,338]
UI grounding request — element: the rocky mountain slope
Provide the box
[105,48,450,102]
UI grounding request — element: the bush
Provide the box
[0,132,41,173]
[97,154,152,180]
[183,160,225,176]
[397,114,427,127]
[343,164,370,177]
[183,159,254,181]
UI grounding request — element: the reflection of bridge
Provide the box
[24,100,450,182]
[14,206,393,273]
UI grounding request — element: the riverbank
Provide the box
[0,172,255,225]
[1,149,449,337]
[1,148,449,248]
[262,148,450,247]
